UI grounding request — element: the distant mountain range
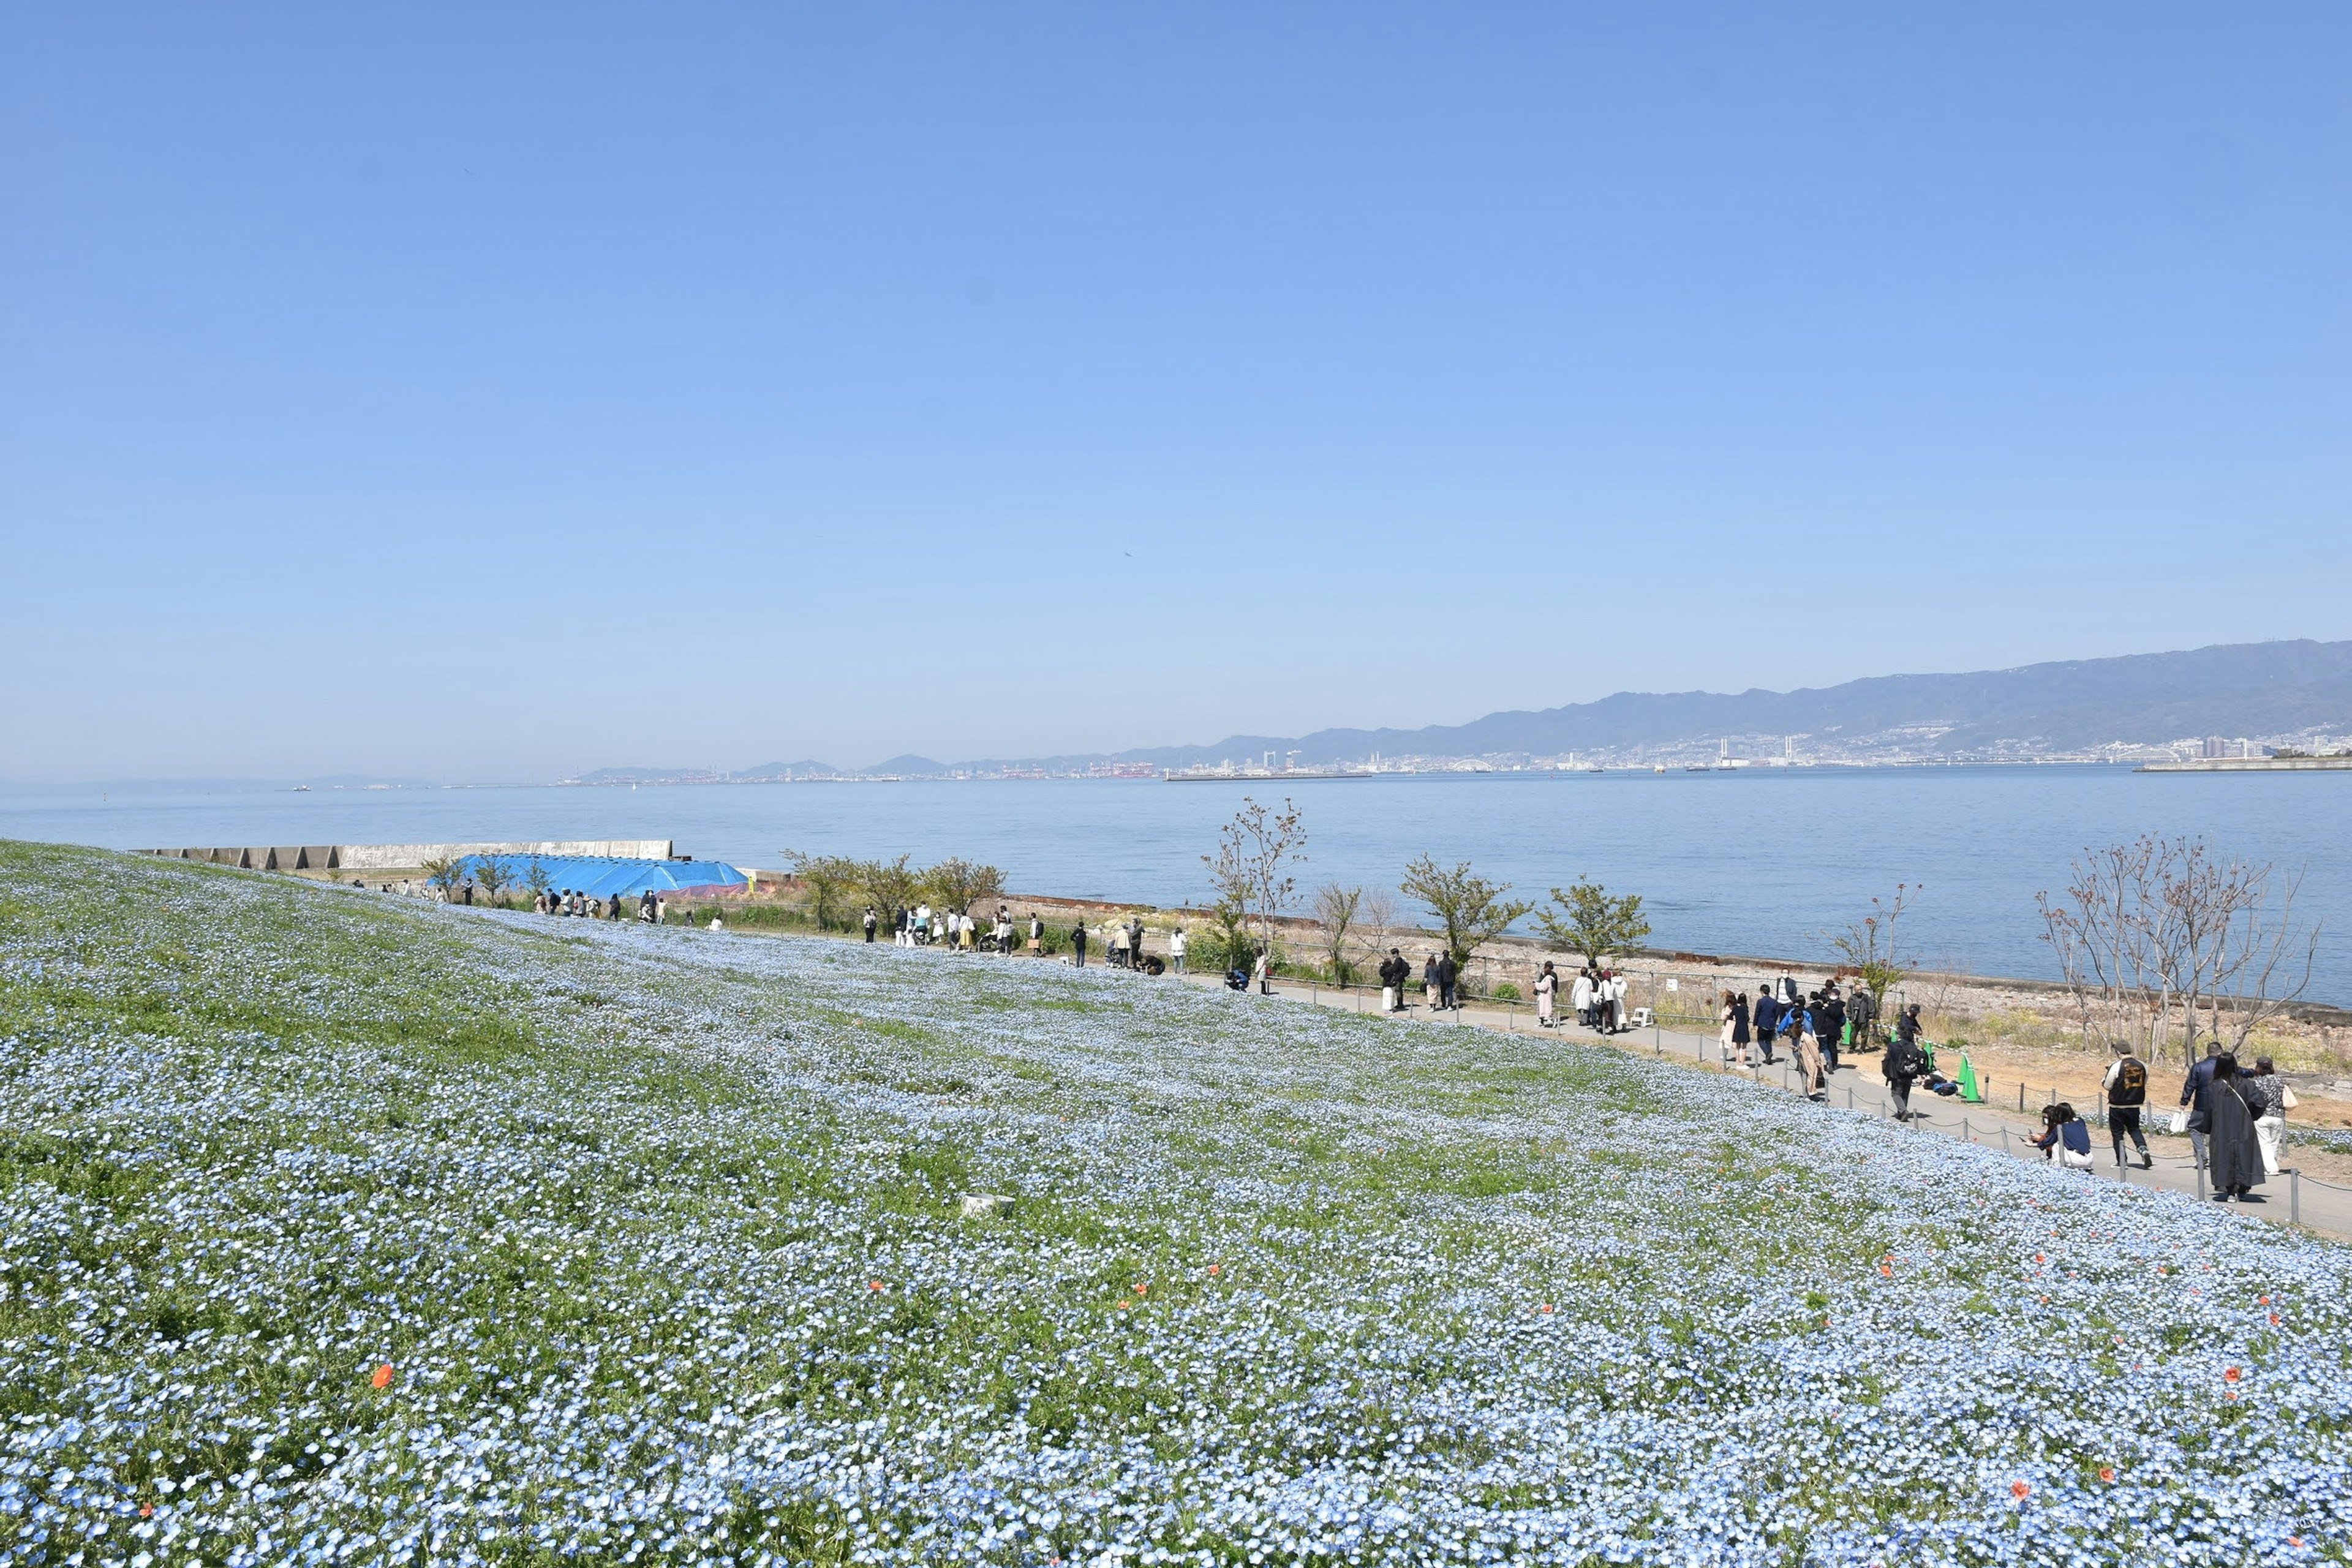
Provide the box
[577,638,2352,779]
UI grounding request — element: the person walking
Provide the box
[2179,1041,2222,1172]
[2101,1042,2154,1169]
[1884,1021,1926,1121]
[1752,986,1781,1065]
[1790,995,1825,1098]
[862,905,878,943]
[1818,987,1847,1076]
[1169,925,1188,973]
[2204,1055,2265,1201]
[1535,962,1559,1028]
[1070,921,1088,966]
[1893,1002,1921,1080]
[1718,990,1740,1062]
[2250,1057,2290,1177]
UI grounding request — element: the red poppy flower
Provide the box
[371,1364,394,1390]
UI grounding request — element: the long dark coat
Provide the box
[2206,1078,2266,1194]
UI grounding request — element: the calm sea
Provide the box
[6,766,2348,1002]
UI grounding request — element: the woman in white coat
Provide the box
[1534,962,1559,1028]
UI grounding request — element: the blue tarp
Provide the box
[455,854,751,900]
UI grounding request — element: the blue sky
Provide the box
[5,4,2348,781]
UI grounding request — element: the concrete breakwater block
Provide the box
[959,1193,1016,1218]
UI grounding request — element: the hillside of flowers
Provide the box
[2,840,2348,1567]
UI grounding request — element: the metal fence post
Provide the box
[1961,1117,1970,1144]
[2002,1127,2011,1156]
[2293,1169,2301,1227]
[2196,1161,2207,1202]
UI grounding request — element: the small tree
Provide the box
[524,857,554,905]
[473,856,514,907]
[1403,855,1534,973]
[783,850,862,930]
[858,854,922,924]
[1202,797,1306,963]
[1312,883,1364,985]
[1355,887,1401,968]
[923,857,1007,919]
[1826,883,1920,1009]
[421,854,463,899]
[1533,875,1651,968]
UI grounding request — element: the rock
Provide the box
[959,1193,1015,1218]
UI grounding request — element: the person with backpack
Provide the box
[2101,1042,2153,1169]
[1884,1024,1928,1121]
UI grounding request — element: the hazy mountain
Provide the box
[1065,638,2352,767]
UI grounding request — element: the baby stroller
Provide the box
[1225,967,1250,991]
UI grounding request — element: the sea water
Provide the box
[6,766,2347,1001]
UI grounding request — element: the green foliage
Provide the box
[523,857,553,900]
[1401,855,1534,973]
[420,855,463,896]
[923,858,1007,918]
[1491,982,1521,1003]
[783,850,864,931]
[858,854,922,920]
[472,856,514,903]
[1533,876,1652,967]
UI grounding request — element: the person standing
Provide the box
[1107,920,1128,968]
[1847,984,1879,1054]
[1569,969,1594,1028]
[2204,1055,2265,1201]
[1728,990,1752,1067]
[1752,986,1780,1065]
[862,905,878,943]
[1070,921,1088,967]
[1436,952,1459,1011]
[1535,962,1559,1028]
[1717,990,1739,1063]
[1168,926,1188,973]
[1253,947,1272,995]
[2179,1041,2222,1172]
[2101,1042,2153,1169]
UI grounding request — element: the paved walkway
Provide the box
[1169,968,2352,1243]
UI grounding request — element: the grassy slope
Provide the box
[0,841,2346,1567]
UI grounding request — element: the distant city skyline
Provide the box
[6,6,2350,782]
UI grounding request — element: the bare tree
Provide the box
[1312,883,1364,985]
[1825,883,1920,1011]
[2038,835,2321,1064]
[1355,887,1401,970]
[1202,797,1306,963]
[1403,855,1534,973]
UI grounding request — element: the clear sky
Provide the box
[6,5,2349,782]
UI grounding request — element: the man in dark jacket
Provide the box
[1071,922,1088,967]
[1847,986,1877,1052]
[2180,1041,2222,1170]
[1435,953,1459,1011]
[1752,986,1781,1065]
[1884,1028,1928,1121]
[1819,991,1847,1075]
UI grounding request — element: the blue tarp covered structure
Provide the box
[456,854,751,900]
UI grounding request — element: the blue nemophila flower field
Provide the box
[1,843,2346,1567]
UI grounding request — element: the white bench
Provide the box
[1627,1006,1654,1030]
